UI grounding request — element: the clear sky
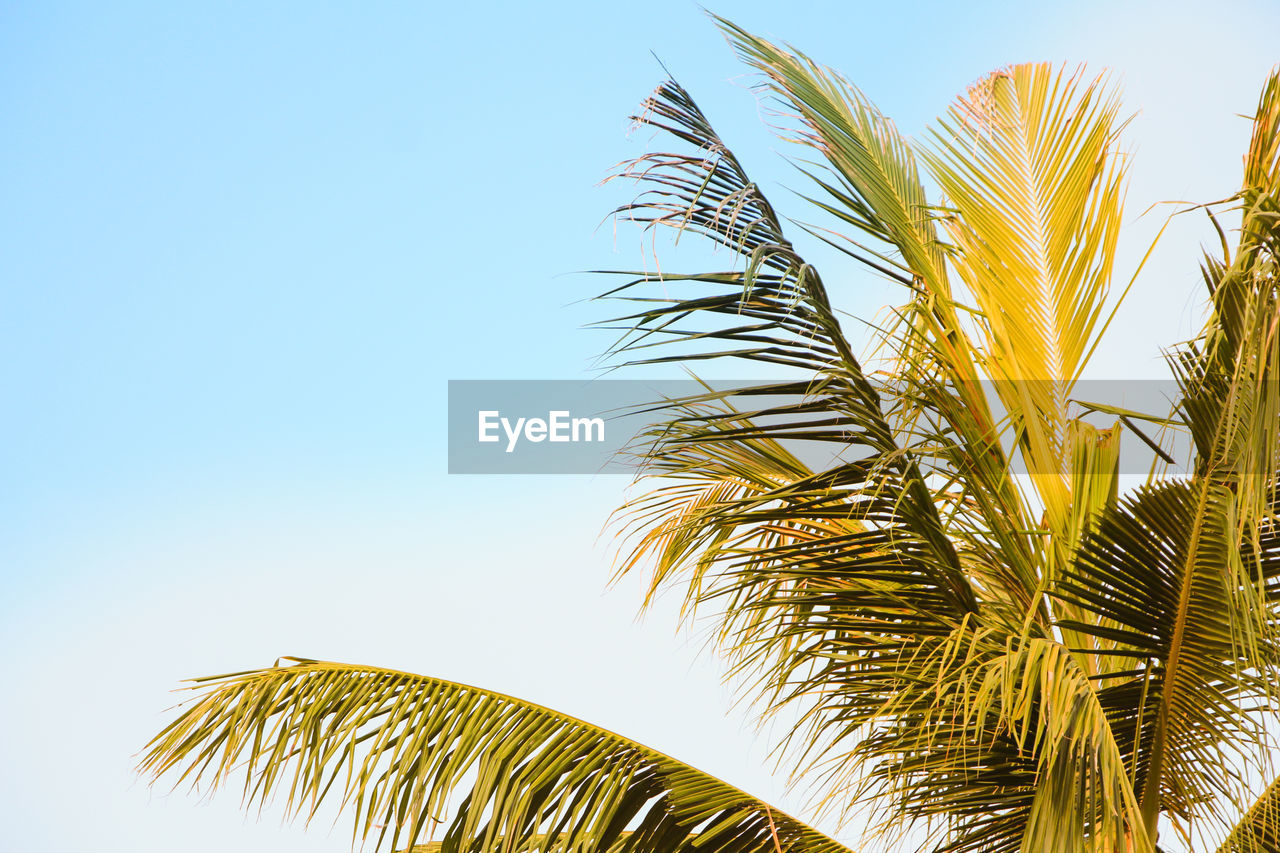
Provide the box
[3,2,1279,851]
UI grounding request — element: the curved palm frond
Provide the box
[1181,67,1280,525]
[601,72,979,635]
[712,17,949,287]
[1110,66,1280,839]
[715,18,1043,625]
[140,658,855,853]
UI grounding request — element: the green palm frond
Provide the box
[712,17,948,289]
[1056,482,1279,828]
[1178,67,1280,526]
[715,19,1043,623]
[601,73,979,629]
[140,659,854,853]
[1102,67,1280,838]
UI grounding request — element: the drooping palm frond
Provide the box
[715,19,1043,625]
[601,73,979,630]
[140,659,855,853]
[711,18,948,287]
[610,395,859,622]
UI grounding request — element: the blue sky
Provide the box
[3,2,1280,851]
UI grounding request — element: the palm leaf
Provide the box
[924,63,1128,579]
[715,18,1044,622]
[1056,478,1280,839]
[712,16,948,289]
[139,658,855,853]
[602,73,979,630]
[1104,68,1280,839]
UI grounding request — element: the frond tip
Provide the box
[139,658,854,853]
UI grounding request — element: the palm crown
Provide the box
[140,18,1280,853]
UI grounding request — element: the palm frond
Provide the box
[1066,419,1121,556]
[924,63,1129,575]
[715,18,1044,623]
[808,621,1150,853]
[712,16,948,290]
[602,73,979,628]
[140,659,854,853]
[1179,67,1280,525]
[1056,480,1280,838]
[1091,67,1280,838]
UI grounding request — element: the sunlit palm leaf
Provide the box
[601,74,979,632]
[924,63,1128,575]
[712,17,947,288]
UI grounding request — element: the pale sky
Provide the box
[3,2,1280,852]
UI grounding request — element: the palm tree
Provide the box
[139,18,1280,853]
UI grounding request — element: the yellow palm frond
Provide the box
[926,64,1128,563]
